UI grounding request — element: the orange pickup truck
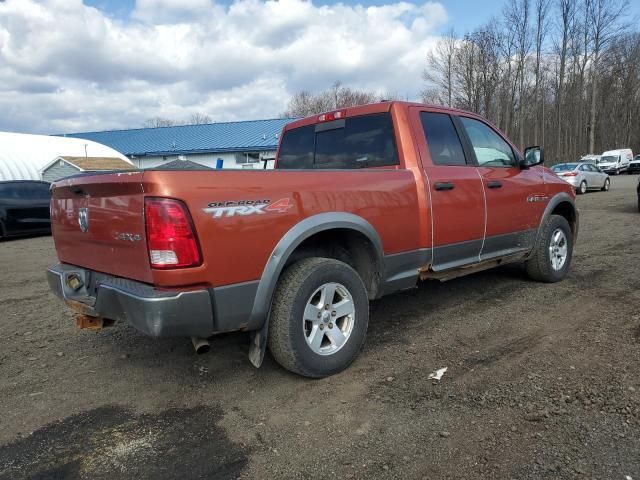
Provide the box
[47,101,578,378]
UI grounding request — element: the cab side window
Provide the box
[420,112,467,166]
[460,117,516,168]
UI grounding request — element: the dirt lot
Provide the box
[1,175,639,480]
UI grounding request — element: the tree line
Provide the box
[283,0,638,164]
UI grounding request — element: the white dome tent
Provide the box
[0,132,131,181]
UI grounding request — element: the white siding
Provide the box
[42,161,81,182]
[0,132,131,181]
[132,151,276,170]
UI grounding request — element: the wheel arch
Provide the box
[250,212,383,327]
[539,193,579,245]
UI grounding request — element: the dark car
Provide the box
[629,155,640,174]
[0,180,51,239]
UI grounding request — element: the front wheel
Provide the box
[601,178,610,191]
[525,215,573,283]
[268,257,369,378]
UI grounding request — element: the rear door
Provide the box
[457,115,546,260]
[410,108,485,271]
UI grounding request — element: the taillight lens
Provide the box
[564,172,578,177]
[145,198,202,269]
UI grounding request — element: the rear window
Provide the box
[0,182,51,200]
[552,163,578,172]
[277,113,399,169]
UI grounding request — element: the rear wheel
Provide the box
[526,215,573,283]
[577,181,587,195]
[268,257,369,378]
[601,178,610,191]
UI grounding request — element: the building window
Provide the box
[235,152,260,164]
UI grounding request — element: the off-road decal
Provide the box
[203,198,293,218]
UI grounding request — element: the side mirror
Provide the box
[521,146,544,168]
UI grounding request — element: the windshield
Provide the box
[552,163,578,172]
[634,155,640,161]
[600,155,619,164]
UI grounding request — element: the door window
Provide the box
[459,117,516,168]
[420,112,467,166]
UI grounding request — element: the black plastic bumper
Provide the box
[47,263,215,337]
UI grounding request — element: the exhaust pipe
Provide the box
[191,337,210,354]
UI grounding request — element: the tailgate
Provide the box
[51,172,153,283]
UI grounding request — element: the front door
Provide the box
[411,108,486,271]
[457,116,547,260]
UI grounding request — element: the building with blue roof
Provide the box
[57,118,295,170]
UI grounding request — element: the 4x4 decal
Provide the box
[203,198,293,218]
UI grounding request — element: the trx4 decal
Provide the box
[203,198,293,218]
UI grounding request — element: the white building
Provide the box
[58,118,294,170]
[0,132,131,181]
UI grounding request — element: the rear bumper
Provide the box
[47,263,259,338]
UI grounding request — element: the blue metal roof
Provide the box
[56,118,295,157]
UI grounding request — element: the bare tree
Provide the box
[554,0,576,158]
[282,82,381,117]
[586,0,628,153]
[420,0,638,164]
[533,0,552,143]
[187,113,212,125]
[422,29,457,106]
[143,117,178,128]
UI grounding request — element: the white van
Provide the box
[599,149,633,175]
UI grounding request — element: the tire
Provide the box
[577,181,587,195]
[525,215,573,283]
[268,257,369,378]
[601,178,610,191]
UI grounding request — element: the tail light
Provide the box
[563,172,578,177]
[145,198,202,269]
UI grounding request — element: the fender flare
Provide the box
[247,212,383,367]
[534,192,579,249]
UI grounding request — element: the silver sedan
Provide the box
[551,162,610,194]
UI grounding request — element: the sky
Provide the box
[0,0,637,135]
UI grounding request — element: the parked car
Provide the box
[46,101,578,378]
[551,162,610,194]
[598,148,633,175]
[0,180,51,239]
[628,155,640,175]
[637,176,640,212]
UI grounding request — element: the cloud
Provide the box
[0,0,447,134]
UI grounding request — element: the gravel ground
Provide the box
[0,175,639,480]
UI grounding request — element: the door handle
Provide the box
[487,181,502,189]
[434,182,455,191]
